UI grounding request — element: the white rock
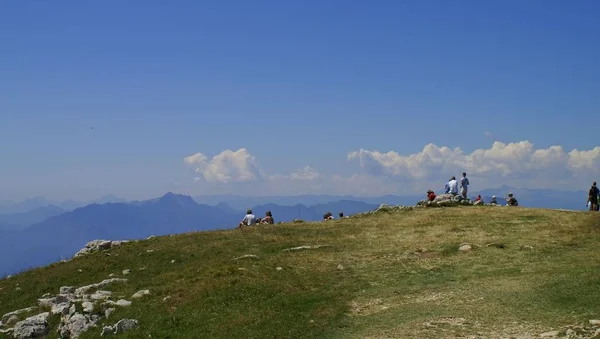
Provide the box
[91,290,112,300]
[337,264,345,270]
[114,318,139,334]
[233,254,259,260]
[116,299,132,307]
[82,301,94,313]
[283,245,330,252]
[75,278,127,296]
[63,313,91,338]
[162,296,171,302]
[60,286,75,295]
[539,330,560,337]
[122,269,131,275]
[51,302,71,315]
[590,319,600,326]
[459,244,472,252]
[171,260,176,264]
[2,306,36,323]
[4,314,19,326]
[13,312,49,339]
[69,304,76,316]
[276,267,283,271]
[132,290,150,299]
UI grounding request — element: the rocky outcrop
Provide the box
[13,312,49,339]
[73,240,128,258]
[1,278,143,338]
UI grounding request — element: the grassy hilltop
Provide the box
[1,207,600,338]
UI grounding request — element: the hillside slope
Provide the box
[1,207,600,338]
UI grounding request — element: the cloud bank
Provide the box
[185,141,600,195]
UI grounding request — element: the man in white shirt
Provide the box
[448,176,459,195]
[238,209,257,228]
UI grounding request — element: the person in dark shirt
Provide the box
[588,182,599,211]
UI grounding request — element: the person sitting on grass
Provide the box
[260,211,274,224]
[237,209,257,228]
[323,212,334,220]
[505,193,519,206]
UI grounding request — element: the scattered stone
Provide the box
[16,286,22,291]
[276,267,283,271]
[108,273,116,278]
[132,290,150,299]
[337,264,345,270]
[91,290,112,300]
[51,302,70,316]
[2,307,37,323]
[147,235,155,239]
[233,254,259,260]
[73,240,114,258]
[171,260,176,264]
[114,299,132,307]
[590,319,600,326]
[75,278,127,296]
[69,304,76,316]
[13,312,49,339]
[539,330,560,337]
[520,245,534,251]
[0,328,14,336]
[114,319,139,334]
[146,250,154,253]
[283,245,331,252]
[60,313,91,338]
[139,267,146,271]
[77,270,83,273]
[122,269,131,275]
[101,326,114,336]
[60,286,75,295]
[82,302,94,313]
[459,244,472,252]
[5,314,19,326]
[162,296,171,302]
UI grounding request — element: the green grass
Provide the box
[1,207,600,338]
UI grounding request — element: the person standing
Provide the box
[588,182,599,211]
[460,172,470,199]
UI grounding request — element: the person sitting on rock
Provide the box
[505,193,519,206]
[474,195,482,202]
[427,190,436,202]
[323,212,334,220]
[448,176,459,196]
[260,211,274,224]
[238,209,257,228]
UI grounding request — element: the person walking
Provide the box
[460,172,470,199]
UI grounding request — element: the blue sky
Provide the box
[1,0,599,201]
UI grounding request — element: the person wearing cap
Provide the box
[505,193,518,206]
[427,190,436,202]
[588,182,599,211]
[490,195,497,204]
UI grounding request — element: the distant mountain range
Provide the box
[0,193,378,276]
[0,195,126,214]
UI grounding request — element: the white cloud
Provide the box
[348,141,600,187]
[184,148,262,183]
[290,166,320,180]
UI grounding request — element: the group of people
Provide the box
[237,209,346,228]
[237,209,275,228]
[427,172,519,206]
[443,173,471,199]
